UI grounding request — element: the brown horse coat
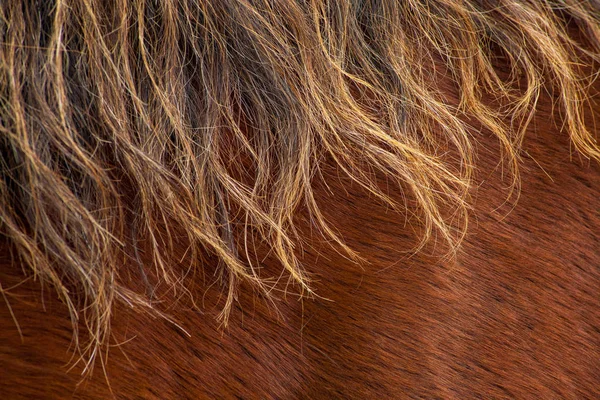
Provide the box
[1,0,600,398]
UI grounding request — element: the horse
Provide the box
[1,0,599,398]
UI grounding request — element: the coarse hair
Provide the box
[1,0,599,373]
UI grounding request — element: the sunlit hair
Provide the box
[1,0,599,372]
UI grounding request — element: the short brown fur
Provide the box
[1,0,600,397]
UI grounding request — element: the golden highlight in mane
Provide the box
[1,0,599,373]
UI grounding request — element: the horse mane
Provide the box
[1,0,599,373]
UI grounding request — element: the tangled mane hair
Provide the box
[1,0,599,373]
